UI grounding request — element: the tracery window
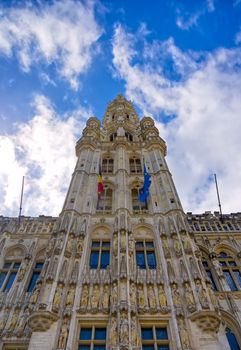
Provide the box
[102,158,114,174]
[132,187,148,213]
[218,252,241,291]
[129,158,142,174]
[136,241,156,269]
[0,261,21,292]
[78,326,107,349]
[202,260,218,291]
[226,327,240,350]
[89,241,110,269]
[27,262,44,292]
[141,326,170,349]
[97,186,113,212]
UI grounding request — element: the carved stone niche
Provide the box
[190,310,221,333]
[28,311,58,332]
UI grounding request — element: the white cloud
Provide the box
[112,25,241,214]
[0,0,103,89]
[0,95,91,217]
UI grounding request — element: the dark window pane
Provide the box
[136,242,144,248]
[233,270,241,288]
[156,328,168,340]
[143,346,155,350]
[90,252,99,269]
[219,252,228,257]
[27,271,41,292]
[136,252,146,269]
[158,347,169,350]
[93,346,106,350]
[13,262,21,269]
[229,261,237,266]
[206,271,218,291]
[102,242,110,247]
[100,251,110,268]
[0,272,7,288]
[219,261,227,266]
[147,252,156,269]
[3,262,11,269]
[226,328,240,350]
[202,261,208,267]
[80,328,92,340]
[146,242,154,247]
[79,346,91,350]
[224,271,238,291]
[92,242,100,247]
[35,262,44,269]
[95,328,106,340]
[4,272,17,291]
[141,328,153,340]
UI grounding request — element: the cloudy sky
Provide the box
[0,0,241,217]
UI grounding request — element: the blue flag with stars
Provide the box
[139,164,151,202]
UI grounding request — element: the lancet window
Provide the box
[102,158,114,174]
[27,262,44,292]
[202,260,218,291]
[141,326,169,349]
[132,187,148,213]
[89,241,110,269]
[97,186,113,212]
[78,326,106,349]
[0,261,21,292]
[218,252,241,291]
[125,132,133,142]
[136,241,156,269]
[226,327,240,350]
[129,157,142,174]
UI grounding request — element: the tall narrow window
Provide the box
[129,158,142,174]
[0,261,20,292]
[136,241,156,269]
[125,132,133,142]
[97,186,113,212]
[89,241,110,269]
[141,326,169,349]
[132,187,148,212]
[202,260,218,291]
[226,328,240,350]
[218,252,241,291]
[78,326,106,349]
[27,262,43,292]
[102,158,114,174]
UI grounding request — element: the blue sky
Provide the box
[0,0,241,216]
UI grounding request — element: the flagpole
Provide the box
[18,176,25,225]
[214,174,223,222]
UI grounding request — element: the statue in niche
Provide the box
[59,260,68,282]
[137,284,145,309]
[130,282,136,305]
[120,232,126,250]
[58,320,69,349]
[212,257,223,277]
[55,234,63,252]
[113,234,118,255]
[162,236,170,256]
[77,236,84,253]
[16,308,30,332]
[178,318,190,349]
[120,254,127,276]
[29,284,41,304]
[131,316,139,347]
[173,235,182,256]
[17,258,29,281]
[172,284,181,308]
[46,236,55,256]
[70,262,78,283]
[128,234,135,252]
[196,280,209,308]
[79,219,87,236]
[120,312,129,345]
[148,285,156,309]
[0,308,8,332]
[207,282,218,308]
[110,318,117,346]
[0,238,6,254]
[53,286,62,308]
[66,235,74,253]
[111,282,118,306]
[120,213,125,229]
[158,284,167,308]
[181,232,192,252]
[7,309,19,330]
[66,286,75,307]
[101,284,110,309]
[91,285,99,309]
[184,282,195,308]
[80,285,89,309]
[129,250,135,274]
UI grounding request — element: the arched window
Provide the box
[202,258,218,291]
[226,328,240,350]
[218,252,241,291]
[129,158,142,174]
[97,186,113,212]
[27,261,44,292]
[102,158,114,174]
[132,187,148,213]
[0,261,21,292]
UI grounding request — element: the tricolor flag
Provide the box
[139,164,151,202]
[97,163,104,195]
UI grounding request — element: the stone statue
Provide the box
[58,321,69,349]
[207,282,218,308]
[113,234,118,254]
[110,317,117,346]
[173,235,182,255]
[158,284,167,307]
[55,234,63,251]
[80,285,89,309]
[162,236,170,255]
[148,285,156,308]
[101,284,110,309]
[128,234,135,252]
[130,283,136,305]
[196,280,208,308]
[178,318,190,349]
[0,308,8,332]
[111,283,118,306]
[46,237,55,255]
[7,309,19,330]
[172,284,181,308]
[91,285,99,309]
[29,284,40,304]
[129,250,135,274]
[17,258,28,281]
[53,286,62,308]
[184,283,195,307]
[181,232,192,252]
[131,317,139,347]
[66,236,74,253]
[16,308,29,332]
[120,232,126,250]
[66,286,75,307]
[137,285,145,309]
[77,236,84,253]
[212,257,223,277]
[120,313,129,345]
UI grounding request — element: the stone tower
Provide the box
[1,94,241,350]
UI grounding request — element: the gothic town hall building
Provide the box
[0,95,241,350]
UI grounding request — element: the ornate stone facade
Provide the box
[0,95,241,349]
